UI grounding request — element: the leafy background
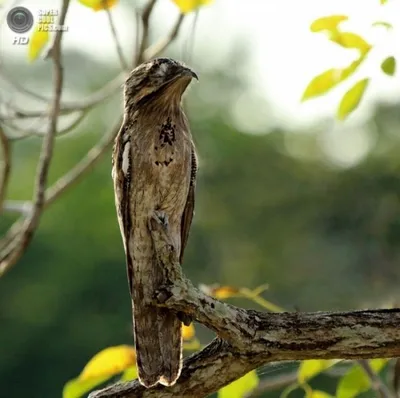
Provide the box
[1,0,400,397]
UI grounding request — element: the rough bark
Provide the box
[89,213,400,398]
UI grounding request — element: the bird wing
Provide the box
[179,145,198,264]
[112,120,134,294]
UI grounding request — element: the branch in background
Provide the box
[0,117,121,255]
[0,124,10,212]
[392,358,400,396]
[0,74,124,121]
[0,0,71,277]
[136,0,158,64]
[246,371,298,397]
[0,0,185,275]
[359,360,394,398]
[143,13,185,60]
[89,213,400,398]
[0,1,185,125]
[44,117,121,206]
[2,110,87,140]
[104,1,129,72]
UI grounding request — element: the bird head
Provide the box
[124,58,198,107]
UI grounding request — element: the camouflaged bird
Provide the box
[111,58,198,388]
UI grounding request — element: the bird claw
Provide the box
[153,210,168,226]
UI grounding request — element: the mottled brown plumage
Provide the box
[111,58,198,388]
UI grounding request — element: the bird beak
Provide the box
[182,67,198,81]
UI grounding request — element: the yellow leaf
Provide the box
[79,345,136,380]
[183,338,201,351]
[302,58,363,101]
[182,323,195,340]
[307,390,334,398]
[302,69,344,101]
[298,359,339,384]
[212,285,240,299]
[330,32,371,54]
[28,25,50,62]
[380,0,388,4]
[337,78,369,120]
[78,0,118,11]
[172,0,213,14]
[218,371,259,398]
[310,15,348,33]
[381,56,396,76]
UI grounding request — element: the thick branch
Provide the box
[90,213,400,398]
[90,308,400,398]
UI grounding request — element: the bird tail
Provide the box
[130,243,183,388]
[132,301,182,387]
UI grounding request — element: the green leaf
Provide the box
[120,366,138,381]
[337,78,369,120]
[336,359,388,398]
[381,56,396,76]
[330,32,371,55]
[301,58,363,101]
[218,371,259,398]
[63,375,111,398]
[298,359,339,383]
[380,0,388,4]
[372,21,393,29]
[310,15,348,33]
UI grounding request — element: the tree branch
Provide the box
[136,0,157,64]
[143,13,185,60]
[359,360,394,398]
[0,0,70,277]
[104,1,129,72]
[0,124,10,212]
[89,212,400,398]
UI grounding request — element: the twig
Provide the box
[136,0,157,64]
[246,371,298,397]
[0,124,10,212]
[45,117,121,206]
[2,201,32,215]
[0,117,121,253]
[143,13,185,60]
[392,358,400,397]
[0,69,50,103]
[104,1,129,72]
[359,360,394,398]
[0,0,71,277]
[3,111,87,140]
[183,9,198,64]
[1,74,124,121]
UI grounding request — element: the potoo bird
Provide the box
[111,58,198,388]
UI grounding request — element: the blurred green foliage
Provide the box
[1,51,400,398]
